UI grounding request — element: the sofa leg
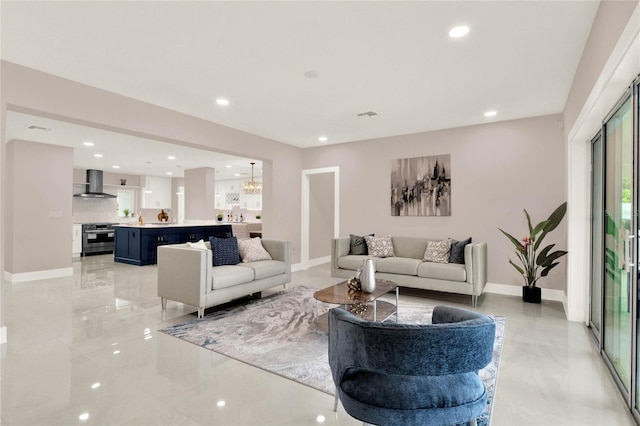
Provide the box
[333,392,339,412]
[472,295,478,308]
[161,298,167,311]
[197,307,204,319]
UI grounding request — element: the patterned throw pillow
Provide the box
[238,237,272,263]
[364,235,395,258]
[423,239,452,263]
[209,236,240,266]
[449,237,472,264]
[350,234,374,255]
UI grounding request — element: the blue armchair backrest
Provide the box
[329,306,495,387]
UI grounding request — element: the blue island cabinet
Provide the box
[114,224,232,266]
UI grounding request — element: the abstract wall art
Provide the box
[391,154,451,216]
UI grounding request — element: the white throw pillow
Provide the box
[187,239,208,250]
[364,235,395,258]
[238,237,272,263]
[423,240,451,263]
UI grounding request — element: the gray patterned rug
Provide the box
[160,286,504,426]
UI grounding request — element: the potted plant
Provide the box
[217,213,223,222]
[498,202,568,303]
[255,215,261,220]
[123,208,131,218]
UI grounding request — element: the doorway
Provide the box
[301,167,340,269]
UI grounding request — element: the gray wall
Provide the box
[6,140,73,274]
[303,114,567,290]
[309,173,334,260]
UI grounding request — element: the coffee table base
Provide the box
[315,300,397,333]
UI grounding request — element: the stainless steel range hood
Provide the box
[74,169,117,199]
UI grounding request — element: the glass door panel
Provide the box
[603,93,633,392]
[591,132,603,338]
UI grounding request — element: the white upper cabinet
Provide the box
[141,176,172,209]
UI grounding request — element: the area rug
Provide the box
[160,286,505,425]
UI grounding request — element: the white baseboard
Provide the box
[0,326,6,344]
[292,256,331,272]
[484,282,565,302]
[4,267,73,283]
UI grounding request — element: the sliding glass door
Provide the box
[602,92,634,394]
[591,132,603,341]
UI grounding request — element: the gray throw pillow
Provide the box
[350,234,373,255]
[449,237,472,264]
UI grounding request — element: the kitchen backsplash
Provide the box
[73,198,119,224]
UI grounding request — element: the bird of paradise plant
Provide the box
[499,202,568,288]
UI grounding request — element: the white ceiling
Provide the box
[1,1,600,172]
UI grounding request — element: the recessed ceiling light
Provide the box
[484,110,497,117]
[234,173,240,177]
[79,413,90,421]
[318,136,328,142]
[83,141,94,147]
[167,155,176,160]
[449,25,470,38]
[112,165,120,169]
[216,98,230,106]
[94,153,103,158]
[166,172,173,176]
[226,165,232,168]
[91,383,101,390]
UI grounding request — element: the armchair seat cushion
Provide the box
[242,260,287,280]
[211,265,254,290]
[340,370,485,410]
[417,262,466,282]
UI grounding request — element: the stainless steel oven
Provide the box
[82,223,116,256]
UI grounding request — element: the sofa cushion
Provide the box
[449,237,472,264]
[417,262,466,282]
[238,237,272,263]
[211,265,255,290]
[350,234,373,255]
[423,239,451,263]
[337,255,374,271]
[242,260,286,280]
[365,235,395,258]
[376,257,421,276]
[210,236,240,266]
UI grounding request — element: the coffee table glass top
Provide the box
[313,279,397,305]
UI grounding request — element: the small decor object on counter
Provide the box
[120,179,127,186]
[123,208,131,218]
[255,215,261,220]
[499,202,567,304]
[217,214,223,222]
[158,209,169,222]
[138,214,144,225]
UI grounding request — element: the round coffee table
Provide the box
[313,279,398,331]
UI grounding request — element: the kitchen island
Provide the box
[113,223,232,266]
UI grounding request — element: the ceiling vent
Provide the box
[26,124,53,132]
[357,111,378,117]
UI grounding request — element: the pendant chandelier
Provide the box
[243,162,262,195]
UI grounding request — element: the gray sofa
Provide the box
[332,237,487,306]
[158,239,291,318]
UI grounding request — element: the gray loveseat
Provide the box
[332,236,487,306]
[158,239,291,318]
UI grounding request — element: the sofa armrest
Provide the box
[157,244,211,308]
[464,242,487,296]
[332,238,351,276]
[261,239,289,263]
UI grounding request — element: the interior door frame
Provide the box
[301,167,340,269]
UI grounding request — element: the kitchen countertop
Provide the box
[114,222,239,228]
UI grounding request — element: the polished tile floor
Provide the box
[0,254,635,425]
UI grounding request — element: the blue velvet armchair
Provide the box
[328,306,496,426]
